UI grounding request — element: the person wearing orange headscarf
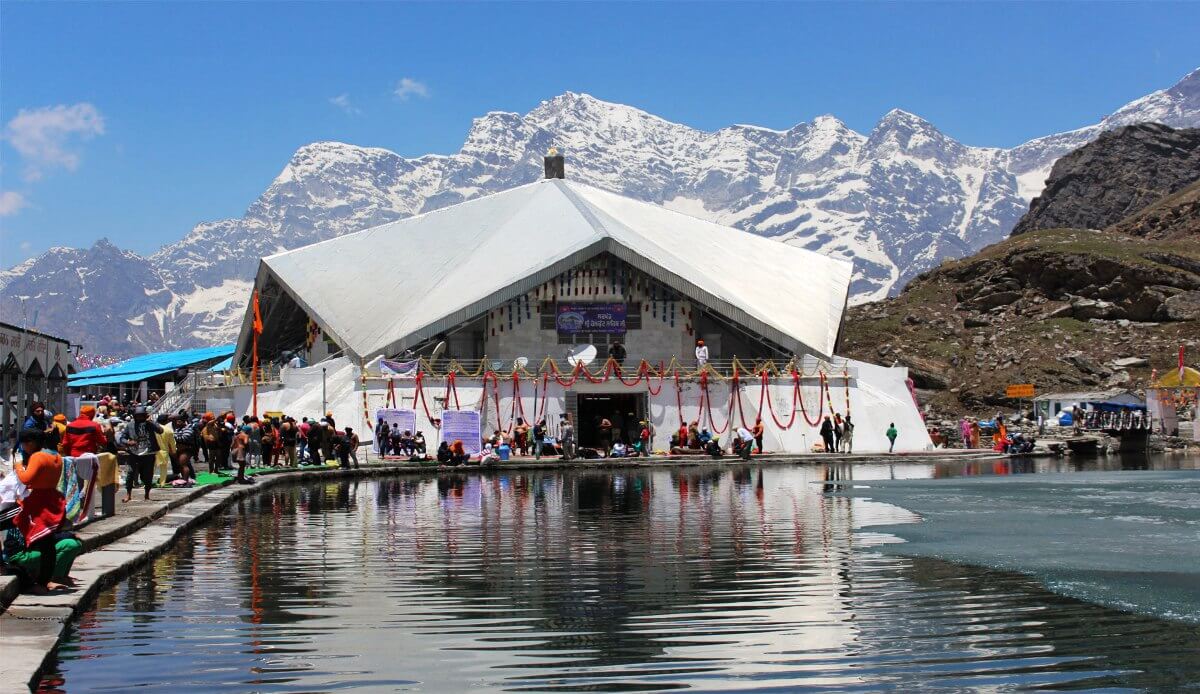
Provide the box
[14,428,67,592]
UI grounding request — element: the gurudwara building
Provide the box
[215,163,932,454]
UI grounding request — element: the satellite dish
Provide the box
[428,341,447,370]
[490,359,505,371]
[567,344,597,367]
[513,356,529,371]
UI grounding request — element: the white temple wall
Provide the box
[234,356,933,454]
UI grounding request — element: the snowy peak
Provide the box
[5,67,1200,357]
[864,108,965,161]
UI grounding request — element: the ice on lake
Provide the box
[841,469,1200,623]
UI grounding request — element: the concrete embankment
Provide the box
[0,450,1006,692]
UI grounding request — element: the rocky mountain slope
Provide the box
[841,123,1200,413]
[1106,179,1200,240]
[3,68,1199,357]
[1011,123,1200,235]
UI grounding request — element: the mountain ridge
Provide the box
[4,68,1199,357]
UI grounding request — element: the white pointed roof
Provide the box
[251,179,852,360]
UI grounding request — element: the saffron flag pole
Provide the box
[252,290,263,417]
[1181,345,1187,383]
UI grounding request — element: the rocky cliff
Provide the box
[1011,123,1200,235]
[839,230,1200,411]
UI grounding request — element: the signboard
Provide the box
[1006,383,1035,399]
[379,358,419,377]
[375,408,418,436]
[556,302,626,334]
[440,410,482,454]
[263,411,284,422]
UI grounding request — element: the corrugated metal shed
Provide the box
[68,344,235,386]
[239,179,853,362]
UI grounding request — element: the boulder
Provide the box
[969,290,1021,310]
[1070,297,1123,320]
[1111,356,1149,368]
[1155,291,1200,321]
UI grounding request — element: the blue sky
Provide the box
[1,1,1198,266]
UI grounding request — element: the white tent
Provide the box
[235,179,853,364]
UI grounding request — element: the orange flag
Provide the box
[252,290,263,335]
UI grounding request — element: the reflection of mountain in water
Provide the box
[50,463,1200,692]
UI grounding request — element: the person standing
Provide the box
[833,414,844,453]
[694,339,709,368]
[308,419,324,467]
[513,418,530,457]
[533,418,546,460]
[231,425,252,484]
[598,417,613,455]
[14,402,54,455]
[345,427,360,469]
[118,407,162,502]
[560,415,575,461]
[279,417,298,467]
[819,416,835,454]
[154,414,176,487]
[886,423,898,453]
[639,420,652,457]
[751,417,764,454]
[842,414,854,454]
[61,405,106,457]
[298,417,311,463]
[608,341,627,370]
[171,414,197,482]
[200,413,219,473]
[320,416,335,463]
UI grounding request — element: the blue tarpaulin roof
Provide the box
[208,356,233,372]
[68,344,235,387]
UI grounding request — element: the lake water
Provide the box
[37,453,1200,692]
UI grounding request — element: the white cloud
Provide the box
[329,93,361,115]
[0,191,27,216]
[20,241,32,252]
[4,103,105,181]
[393,77,430,101]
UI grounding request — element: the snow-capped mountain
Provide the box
[4,68,1199,357]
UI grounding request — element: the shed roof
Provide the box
[68,344,235,386]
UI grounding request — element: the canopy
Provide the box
[238,179,853,364]
[68,344,235,387]
[1151,366,1200,388]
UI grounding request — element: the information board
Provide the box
[440,410,482,454]
[1005,383,1035,399]
[375,408,418,436]
[556,302,626,334]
